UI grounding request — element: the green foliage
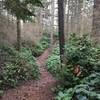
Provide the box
[65,34,100,77]
[46,46,60,77]
[15,33,50,57]
[51,46,60,55]
[46,33,100,100]
[55,88,74,100]
[0,43,17,56]
[4,0,43,20]
[0,90,4,97]
[17,47,40,79]
[46,46,80,87]
[0,44,39,96]
[32,33,50,57]
[56,73,100,100]
[46,54,60,77]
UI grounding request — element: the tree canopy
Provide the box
[4,0,43,20]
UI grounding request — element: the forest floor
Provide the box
[1,48,57,100]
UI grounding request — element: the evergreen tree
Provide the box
[4,0,43,50]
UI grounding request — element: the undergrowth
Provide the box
[32,33,50,57]
[46,33,100,100]
[21,33,50,57]
[0,44,40,96]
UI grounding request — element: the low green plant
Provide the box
[46,55,60,77]
[14,33,50,57]
[32,33,50,57]
[46,33,100,100]
[18,47,40,79]
[55,73,100,100]
[65,34,100,77]
[55,88,74,100]
[0,44,40,96]
[46,45,61,77]
[51,46,60,55]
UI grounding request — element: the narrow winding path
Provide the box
[1,48,57,100]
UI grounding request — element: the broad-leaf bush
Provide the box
[65,34,100,77]
[32,33,50,57]
[56,73,100,100]
[18,48,40,78]
[46,34,100,100]
[21,33,50,57]
[46,55,60,77]
[0,44,39,95]
[46,46,60,77]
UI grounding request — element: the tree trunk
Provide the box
[50,0,54,48]
[66,0,70,35]
[92,0,100,42]
[64,0,68,35]
[16,19,21,51]
[58,0,65,64]
[77,0,83,35]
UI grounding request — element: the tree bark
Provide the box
[16,18,21,51]
[66,0,70,35]
[92,0,100,42]
[50,0,54,48]
[58,0,65,64]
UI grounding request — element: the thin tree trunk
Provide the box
[66,0,70,35]
[92,0,100,42]
[37,9,43,37]
[16,18,21,51]
[64,0,67,35]
[77,0,83,34]
[50,0,54,48]
[80,0,85,35]
[58,0,65,64]
[70,0,74,33]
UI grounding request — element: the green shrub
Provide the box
[18,47,40,79]
[51,46,60,55]
[65,34,100,77]
[0,44,40,96]
[46,45,61,77]
[14,33,50,57]
[32,33,50,57]
[56,73,100,100]
[46,34,100,100]
[46,55,60,77]
[0,43,17,57]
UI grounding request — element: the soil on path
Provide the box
[1,48,57,100]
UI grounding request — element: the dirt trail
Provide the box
[1,48,57,100]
